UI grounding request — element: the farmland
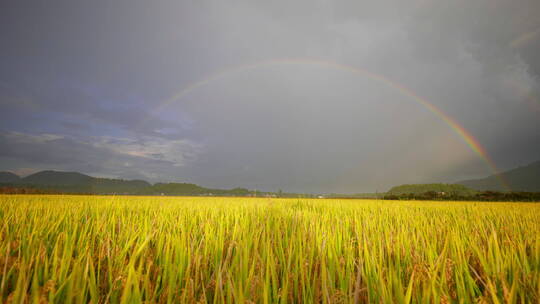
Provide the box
[0,195,539,303]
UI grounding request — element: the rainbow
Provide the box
[149,58,510,190]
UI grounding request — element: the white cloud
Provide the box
[91,135,202,167]
[0,131,204,182]
[4,132,64,144]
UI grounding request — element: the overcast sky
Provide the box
[1,0,539,193]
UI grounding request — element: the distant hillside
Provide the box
[11,170,151,194]
[144,183,252,196]
[457,160,540,192]
[0,170,255,196]
[387,183,477,196]
[0,172,20,183]
[21,170,93,185]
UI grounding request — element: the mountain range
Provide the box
[0,160,539,195]
[456,160,540,192]
[0,170,253,196]
[0,170,151,194]
[0,172,20,183]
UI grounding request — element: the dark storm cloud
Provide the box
[0,74,181,137]
[1,0,539,192]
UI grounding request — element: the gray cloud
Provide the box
[1,0,539,192]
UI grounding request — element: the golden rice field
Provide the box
[0,195,539,303]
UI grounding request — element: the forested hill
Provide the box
[0,170,256,196]
[2,170,151,194]
[387,184,477,196]
[384,183,540,201]
[0,172,20,183]
[457,160,540,192]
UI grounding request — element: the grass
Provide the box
[0,195,538,303]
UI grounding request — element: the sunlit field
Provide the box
[0,195,538,303]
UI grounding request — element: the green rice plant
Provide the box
[0,195,538,303]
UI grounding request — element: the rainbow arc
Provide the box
[147,58,510,190]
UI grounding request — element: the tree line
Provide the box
[383,191,540,202]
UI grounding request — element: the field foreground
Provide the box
[0,195,539,303]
